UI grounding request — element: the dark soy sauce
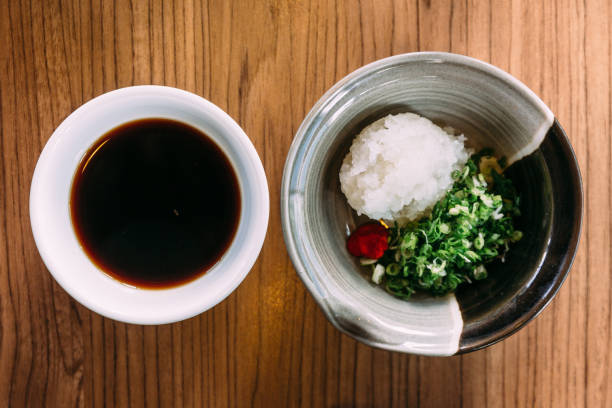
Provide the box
[70,118,241,289]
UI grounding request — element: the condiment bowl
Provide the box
[281,52,582,355]
[30,86,269,325]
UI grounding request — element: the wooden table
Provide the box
[0,0,610,406]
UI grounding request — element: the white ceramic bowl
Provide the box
[30,86,269,324]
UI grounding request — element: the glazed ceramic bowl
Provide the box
[31,86,269,325]
[281,52,582,356]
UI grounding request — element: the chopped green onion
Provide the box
[386,263,401,276]
[372,264,385,284]
[368,149,522,299]
[473,265,488,280]
[474,232,485,250]
[511,230,523,242]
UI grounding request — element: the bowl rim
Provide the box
[281,52,583,355]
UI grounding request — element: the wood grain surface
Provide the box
[0,0,610,406]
